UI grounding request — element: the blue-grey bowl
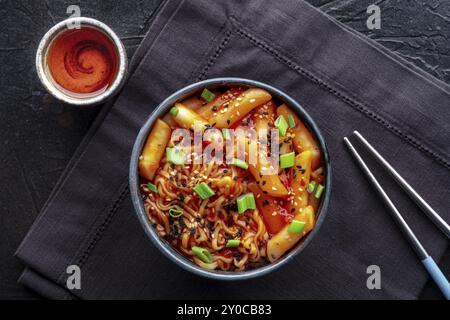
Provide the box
[130,78,331,280]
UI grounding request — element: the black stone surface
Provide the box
[0,0,448,299]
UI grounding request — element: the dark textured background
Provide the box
[0,0,448,299]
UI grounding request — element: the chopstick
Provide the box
[353,130,450,239]
[344,135,450,300]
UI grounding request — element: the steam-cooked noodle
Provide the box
[142,156,269,271]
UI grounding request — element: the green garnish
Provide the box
[193,182,215,200]
[201,88,216,102]
[169,207,183,218]
[287,220,306,234]
[236,192,256,214]
[314,184,324,199]
[226,239,241,248]
[307,181,317,194]
[275,115,288,136]
[280,152,295,169]
[222,128,231,140]
[288,114,296,128]
[170,106,179,117]
[166,147,185,165]
[192,246,213,263]
[231,158,248,170]
[147,182,158,193]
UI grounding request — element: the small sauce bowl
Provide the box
[36,17,128,106]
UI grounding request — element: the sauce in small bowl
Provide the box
[47,27,118,97]
[36,17,127,106]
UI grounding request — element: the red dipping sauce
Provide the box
[47,27,118,96]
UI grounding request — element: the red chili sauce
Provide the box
[47,27,118,95]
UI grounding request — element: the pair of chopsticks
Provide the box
[344,131,450,300]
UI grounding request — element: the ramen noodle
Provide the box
[139,85,325,271]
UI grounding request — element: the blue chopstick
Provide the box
[344,134,450,300]
[422,256,450,299]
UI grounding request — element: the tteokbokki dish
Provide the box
[138,85,325,271]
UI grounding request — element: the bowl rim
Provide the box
[35,17,128,106]
[129,77,332,280]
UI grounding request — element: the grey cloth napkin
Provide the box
[16,0,450,299]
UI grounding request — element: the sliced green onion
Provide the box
[192,246,213,263]
[147,182,158,193]
[201,88,216,102]
[307,181,317,194]
[275,115,289,136]
[231,158,248,170]
[288,114,296,128]
[170,106,179,117]
[193,182,215,199]
[236,192,256,214]
[315,184,324,199]
[169,207,183,218]
[222,128,231,140]
[280,152,295,169]
[287,220,306,234]
[166,147,185,165]
[226,239,241,248]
